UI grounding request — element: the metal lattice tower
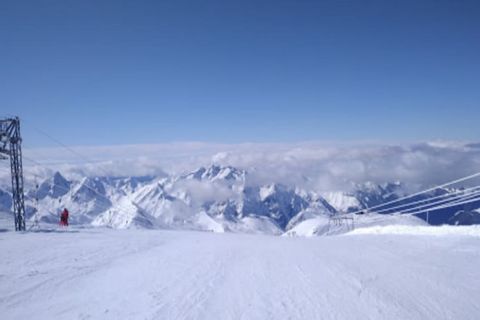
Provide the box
[0,117,26,231]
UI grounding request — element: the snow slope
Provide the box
[350,224,480,237]
[284,212,427,237]
[1,226,479,320]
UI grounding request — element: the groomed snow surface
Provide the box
[1,218,480,319]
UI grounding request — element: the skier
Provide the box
[59,208,69,226]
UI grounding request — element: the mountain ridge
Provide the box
[1,164,479,233]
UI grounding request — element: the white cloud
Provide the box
[9,140,480,193]
[172,179,236,207]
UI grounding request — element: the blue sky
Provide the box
[1,0,480,147]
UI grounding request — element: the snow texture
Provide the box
[0,222,479,319]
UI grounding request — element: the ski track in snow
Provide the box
[1,227,480,320]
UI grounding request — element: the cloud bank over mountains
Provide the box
[2,140,480,192]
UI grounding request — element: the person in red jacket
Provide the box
[60,208,69,226]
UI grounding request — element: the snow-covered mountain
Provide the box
[1,164,479,233]
[0,188,12,212]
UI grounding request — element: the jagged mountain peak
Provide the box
[53,171,68,184]
[0,187,12,212]
[77,176,106,192]
[258,183,289,201]
[72,177,109,204]
[135,182,176,202]
[36,171,71,200]
[182,164,245,182]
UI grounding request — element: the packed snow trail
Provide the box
[1,227,480,320]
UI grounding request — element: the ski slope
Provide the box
[1,225,480,319]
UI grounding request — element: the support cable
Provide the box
[373,187,480,215]
[374,185,480,214]
[351,171,480,215]
[395,195,480,217]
